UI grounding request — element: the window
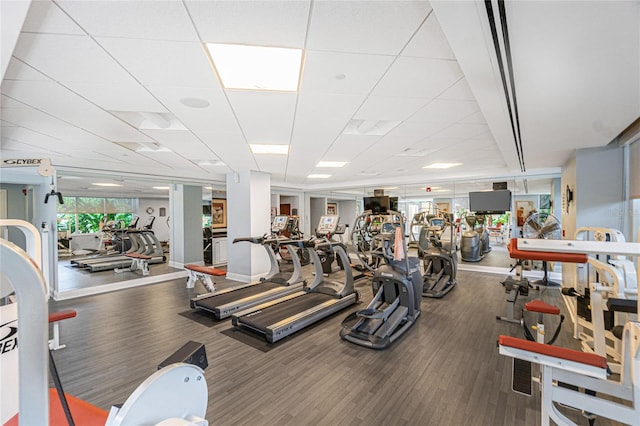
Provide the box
[57,196,137,234]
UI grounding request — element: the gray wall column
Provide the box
[169,184,203,268]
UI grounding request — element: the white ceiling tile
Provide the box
[378,121,450,147]
[459,111,487,124]
[3,58,51,81]
[56,1,198,41]
[372,57,463,98]
[323,135,381,161]
[402,12,456,59]
[197,131,256,172]
[307,1,431,55]
[355,96,430,121]
[408,99,479,123]
[66,82,167,113]
[438,78,475,101]
[22,1,85,35]
[2,80,154,143]
[1,95,29,109]
[432,123,490,139]
[97,37,219,88]
[13,33,135,84]
[226,91,296,143]
[142,129,214,159]
[146,86,240,135]
[186,1,310,48]
[301,51,394,95]
[255,156,289,175]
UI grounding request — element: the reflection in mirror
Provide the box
[55,171,222,297]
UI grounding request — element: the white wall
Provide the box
[137,197,169,242]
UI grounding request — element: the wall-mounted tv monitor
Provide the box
[203,205,212,215]
[468,190,512,214]
[364,196,390,213]
[389,197,398,212]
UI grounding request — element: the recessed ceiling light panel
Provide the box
[316,161,347,168]
[92,183,122,187]
[153,186,170,190]
[250,144,289,155]
[308,174,331,179]
[422,162,463,169]
[206,43,303,92]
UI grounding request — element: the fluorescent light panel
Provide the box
[423,162,462,169]
[250,144,289,155]
[316,161,348,168]
[92,183,122,187]
[308,174,331,179]
[206,43,302,92]
[153,186,170,190]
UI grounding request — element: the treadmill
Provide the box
[190,217,306,319]
[231,215,359,343]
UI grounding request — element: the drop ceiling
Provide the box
[1,1,639,195]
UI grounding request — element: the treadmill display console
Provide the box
[271,215,288,232]
[317,215,339,235]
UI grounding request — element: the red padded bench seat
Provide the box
[125,252,152,260]
[525,300,560,315]
[498,335,608,369]
[6,388,109,426]
[508,238,588,263]
[49,309,76,323]
[185,264,226,276]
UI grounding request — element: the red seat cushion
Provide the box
[6,389,109,426]
[125,253,152,260]
[525,300,560,315]
[508,238,588,263]
[48,309,77,323]
[499,335,607,369]
[185,264,226,276]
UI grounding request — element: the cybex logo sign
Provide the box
[2,159,42,165]
[0,319,18,355]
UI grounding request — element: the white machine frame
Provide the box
[1,233,209,425]
[507,237,640,425]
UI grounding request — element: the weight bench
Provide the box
[499,321,640,425]
[49,309,76,351]
[498,238,587,324]
[185,264,226,293]
[115,252,152,276]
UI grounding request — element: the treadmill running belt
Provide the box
[239,292,333,331]
[195,281,283,308]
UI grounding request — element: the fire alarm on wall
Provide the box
[425,187,431,192]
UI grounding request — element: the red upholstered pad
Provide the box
[525,300,560,315]
[125,252,152,259]
[48,309,77,323]
[508,238,588,263]
[498,335,608,369]
[185,264,226,276]
[5,389,109,426]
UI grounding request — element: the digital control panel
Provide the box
[271,215,288,232]
[317,215,339,235]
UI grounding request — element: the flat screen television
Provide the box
[364,196,390,213]
[203,205,212,215]
[468,190,512,214]
[389,197,398,212]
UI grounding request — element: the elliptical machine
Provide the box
[421,213,457,298]
[475,214,492,254]
[340,210,422,349]
[460,215,484,262]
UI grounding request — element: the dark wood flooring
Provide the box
[49,270,620,425]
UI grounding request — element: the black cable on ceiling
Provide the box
[484,0,526,172]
